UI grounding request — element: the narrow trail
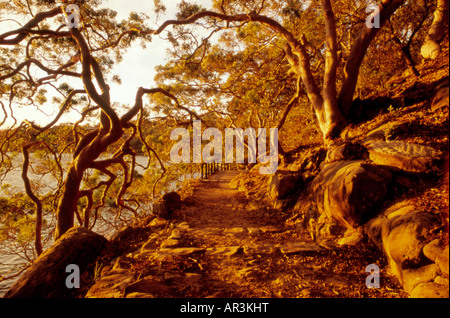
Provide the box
[165,171,405,298]
[175,171,277,229]
[86,171,407,298]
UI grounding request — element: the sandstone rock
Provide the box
[383,200,417,219]
[243,244,279,255]
[205,246,242,257]
[382,211,440,279]
[153,192,182,219]
[364,215,386,249]
[420,40,441,60]
[436,245,449,276]
[312,160,393,230]
[363,120,412,143]
[434,275,449,286]
[325,142,368,164]
[298,147,327,172]
[156,247,206,258]
[161,238,180,248]
[86,272,135,298]
[162,191,182,212]
[313,213,346,241]
[260,225,284,233]
[423,239,442,262]
[364,201,419,250]
[123,277,170,297]
[337,228,364,246]
[410,282,449,298]
[279,242,322,254]
[366,141,441,173]
[224,227,247,235]
[431,85,449,112]
[401,263,439,294]
[5,227,107,298]
[268,171,302,200]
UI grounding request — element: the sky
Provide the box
[101,0,211,106]
[0,0,213,126]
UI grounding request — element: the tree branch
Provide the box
[0,7,62,45]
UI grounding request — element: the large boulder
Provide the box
[268,171,302,200]
[382,211,440,273]
[364,199,445,296]
[312,160,393,230]
[365,141,442,174]
[4,227,107,298]
[153,191,182,219]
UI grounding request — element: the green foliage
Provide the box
[0,192,35,243]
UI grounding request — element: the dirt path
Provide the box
[85,171,407,298]
[174,171,277,228]
[167,172,405,298]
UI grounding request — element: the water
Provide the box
[0,154,200,297]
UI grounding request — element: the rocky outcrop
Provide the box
[312,160,393,230]
[294,128,448,297]
[365,200,448,297]
[324,141,368,165]
[365,141,442,174]
[153,191,182,219]
[4,227,107,298]
[268,171,302,200]
[431,84,449,112]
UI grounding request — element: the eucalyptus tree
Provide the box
[150,0,446,144]
[0,0,200,246]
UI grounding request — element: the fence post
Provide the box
[203,163,208,179]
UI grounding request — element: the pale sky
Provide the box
[103,0,212,106]
[0,0,213,126]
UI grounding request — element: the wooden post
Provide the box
[202,163,207,179]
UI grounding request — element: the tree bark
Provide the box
[421,0,449,59]
[54,164,83,239]
[320,0,347,141]
[22,142,43,256]
[338,0,406,117]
